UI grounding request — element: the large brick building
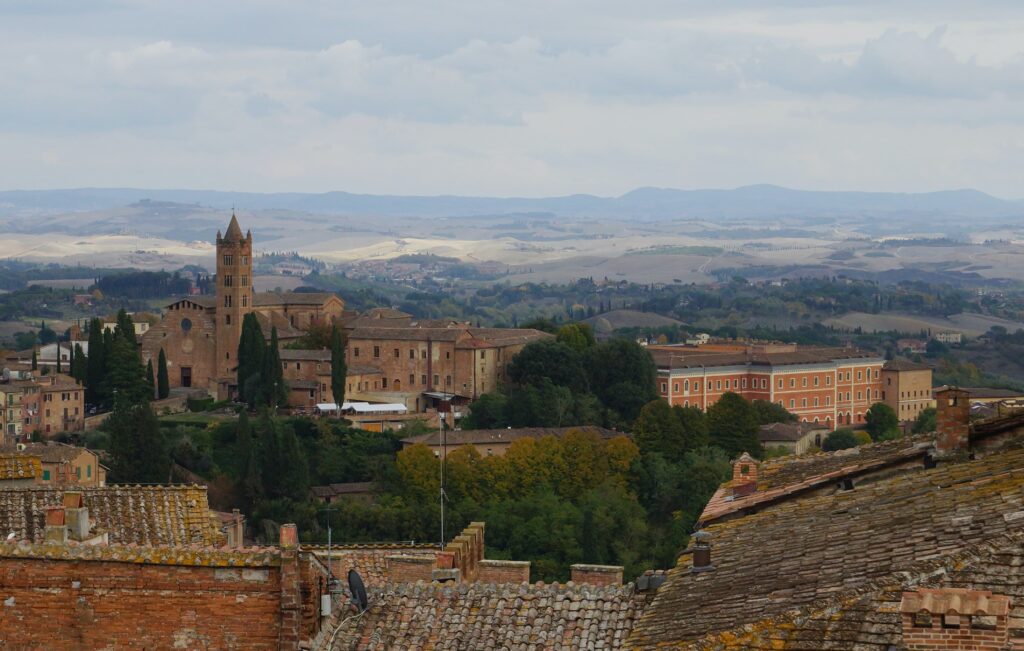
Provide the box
[139,215,345,398]
[340,309,550,413]
[881,357,934,422]
[649,342,885,429]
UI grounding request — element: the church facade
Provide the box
[139,216,345,399]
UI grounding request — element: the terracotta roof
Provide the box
[934,385,1024,399]
[0,455,40,481]
[347,325,550,347]
[0,541,280,567]
[757,422,822,443]
[402,425,623,447]
[253,292,339,307]
[699,434,932,524]
[651,346,883,371]
[882,358,932,372]
[628,446,1024,649]
[0,442,95,465]
[0,485,221,546]
[165,296,216,309]
[332,580,648,650]
[254,310,303,340]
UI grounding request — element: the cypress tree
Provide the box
[85,319,105,407]
[157,348,170,399]
[262,327,286,408]
[237,314,265,408]
[146,359,155,399]
[236,411,261,508]
[275,422,309,501]
[106,335,149,408]
[115,308,137,346]
[330,326,347,407]
[31,349,37,371]
[56,346,62,374]
[71,344,87,384]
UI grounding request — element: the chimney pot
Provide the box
[691,530,714,573]
[934,387,970,458]
[279,523,298,549]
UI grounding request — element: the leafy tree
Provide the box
[706,392,763,458]
[633,400,684,460]
[330,326,347,407]
[584,339,657,425]
[752,399,797,425]
[507,339,587,392]
[462,392,509,429]
[38,321,57,345]
[556,323,596,352]
[822,428,858,451]
[157,348,170,399]
[912,407,937,434]
[865,402,899,441]
[274,421,309,501]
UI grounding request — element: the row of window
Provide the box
[221,274,250,287]
[43,391,80,402]
[222,255,249,266]
[348,373,453,393]
[662,368,882,395]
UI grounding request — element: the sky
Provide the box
[3,1,1024,198]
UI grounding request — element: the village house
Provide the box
[757,421,826,455]
[0,442,106,487]
[0,454,41,487]
[881,357,934,422]
[650,342,886,429]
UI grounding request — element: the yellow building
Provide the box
[881,359,934,422]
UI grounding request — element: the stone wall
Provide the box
[571,564,624,586]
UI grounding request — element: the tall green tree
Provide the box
[105,402,169,482]
[236,411,261,509]
[85,318,106,407]
[706,392,763,458]
[237,314,265,407]
[556,323,596,353]
[114,308,138,346]
[55,346,62,374]
[105,334,150,407]
[262,327,287,407]
[157,348,170,399]
[31,348,37,371]
[911,407,937,434]
[330,325,347,407]
[584,339,657,425]
[71,344,87,384]
[145,359,155,399]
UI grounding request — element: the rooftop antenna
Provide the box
[320,505,337,586]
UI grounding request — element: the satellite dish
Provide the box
[348,569,368,612]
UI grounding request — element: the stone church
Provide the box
[139,215,345,399]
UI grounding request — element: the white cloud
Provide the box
[1,2,1024,196]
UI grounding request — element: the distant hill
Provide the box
[0,185,1021,222]
[584,309,684,335]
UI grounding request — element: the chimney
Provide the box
[731,452,758,492]
[690,530,714,573]
[279,523,298,550]
[934,387,970,458]
[63,491,90,542]
[44,506,68,544]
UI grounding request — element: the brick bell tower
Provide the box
[215,213,253,385]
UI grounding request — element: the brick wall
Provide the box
[386,555,435,583]
[478,559,531,584]
[900,588,1012,650]
[0,557,283,650]
[935,388,970,456]
[570,564,624,586]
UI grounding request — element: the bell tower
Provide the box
[215,213,253,383]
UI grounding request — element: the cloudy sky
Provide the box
[3,1,1024,197]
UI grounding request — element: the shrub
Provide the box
[822,429,858,452]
